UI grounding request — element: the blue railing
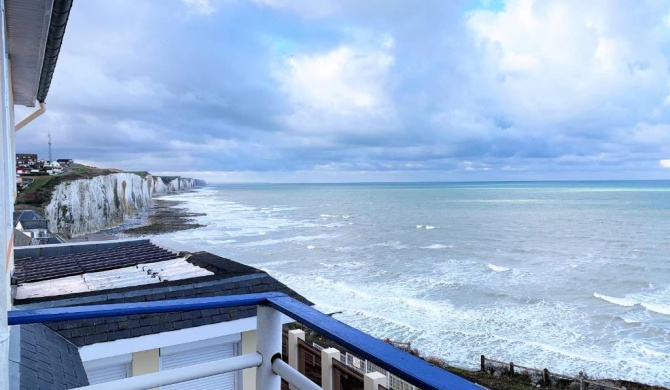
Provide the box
[9,292,481,390]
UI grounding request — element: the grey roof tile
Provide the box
[13,242,177,283]
[12,323,88,390]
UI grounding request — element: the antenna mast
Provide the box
[48,131,52,162]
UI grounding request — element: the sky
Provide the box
[14,0,670,183]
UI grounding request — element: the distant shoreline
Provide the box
[121,198,206,236]
[68,195,206,241]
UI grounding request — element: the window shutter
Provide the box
[160,341,237,390]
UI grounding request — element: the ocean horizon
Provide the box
[156,180,670,386]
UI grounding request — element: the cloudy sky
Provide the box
[14,0,670,182]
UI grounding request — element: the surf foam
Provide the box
[487,263,511,272]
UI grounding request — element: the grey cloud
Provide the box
[14,0,670,180]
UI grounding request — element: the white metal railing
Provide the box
[73,307,384,390]
[79,353,262,390]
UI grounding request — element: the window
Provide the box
[84,354,132,385]
[160,336,239,390]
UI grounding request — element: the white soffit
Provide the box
[16,258,214,299]
[5,0,53,106]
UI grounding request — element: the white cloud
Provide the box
[249,0,338,18]
[274,39,396,134]
[467,0,670,130]
[182,0,216,15]
[660,159,670,168]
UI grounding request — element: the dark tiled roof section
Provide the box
[186,251,261,276]
[13,242,178,283]
[17,323,89,390]
[20,220,48,230]
[15,254,265,306]
[42,272,310,347]
[14,210,44,224]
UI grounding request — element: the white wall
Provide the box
[0,2,14,389]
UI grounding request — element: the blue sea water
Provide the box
[158,181,670,385]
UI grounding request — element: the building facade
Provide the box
[15,154,37,166]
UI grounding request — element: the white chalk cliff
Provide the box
[43,173,205,237]
[44,173,152,237]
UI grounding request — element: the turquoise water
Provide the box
[159,181,670,385]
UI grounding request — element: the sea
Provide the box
[156,181,670,386]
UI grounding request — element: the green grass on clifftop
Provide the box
[16,165,142,208]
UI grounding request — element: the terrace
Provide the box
[9,291,482,390]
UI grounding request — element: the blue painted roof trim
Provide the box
[8,292,481,390]
[8,292,285,324]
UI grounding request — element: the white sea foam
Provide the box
[487,263,511,272]
[416,225,423,229]
[307,245,316,250]
[372,241,408,250]
[641,303,670,316]
[238,233,332,247]
[421,244,452,249]
[593,292,637,307]
[595,292,670,315]
[319,261,365,269]
[205,239,237,245]
[320,214,338,218]
[425,225,436,230]
[271,206,300,211]
[639,346,668,358]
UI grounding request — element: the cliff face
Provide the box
[150,176,204,195]
[44,173,152,237]
[37,173,205,237]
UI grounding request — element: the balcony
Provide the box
[9,292,482,390]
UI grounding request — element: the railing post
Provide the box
[321,347,340,390]
[288,329,304,371]
[364,372,387,390]
[287,329,305,390]
[256,305,282,390]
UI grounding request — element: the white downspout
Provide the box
[15,102,46,132]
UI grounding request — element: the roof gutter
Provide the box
[15,102,46,132]
[36,0,73,103]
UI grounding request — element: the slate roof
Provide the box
[10,323,89,390]
[19,220,48,230]
[13,241,178,283]
[44,272,302,347]
[13,248,310,347]
[13,210,44,227]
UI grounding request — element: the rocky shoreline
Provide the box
[121,198,206,236]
